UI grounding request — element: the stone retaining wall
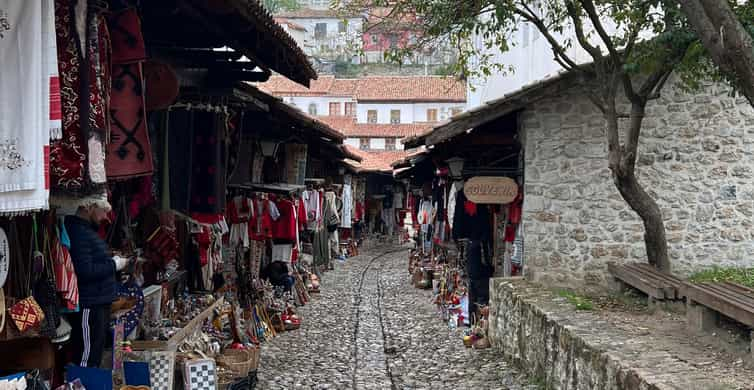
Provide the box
[488,278,728,389]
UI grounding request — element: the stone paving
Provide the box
[256,245,535,390]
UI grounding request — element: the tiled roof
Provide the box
[354,76,465,102]
[257,75,336,96]
[344,146,410,173]
[274,18,306,31]
[256,75,466,102]
[329,78,360,96]
[276,8,361,19]
[318,116,432,137]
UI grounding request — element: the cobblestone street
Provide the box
[257,245,534,389]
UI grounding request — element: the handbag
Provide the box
[33,223,61,338]
[7,218,45,334]
[9,296,45,333]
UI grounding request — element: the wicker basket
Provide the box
[216,348,260,377]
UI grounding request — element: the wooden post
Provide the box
[687,300,717,331]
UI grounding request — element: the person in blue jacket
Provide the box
[64,199,128,368]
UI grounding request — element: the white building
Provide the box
[276,9,364,63]
[257,75,466,151]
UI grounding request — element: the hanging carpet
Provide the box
[189,112,226,214]
[106,62,154,179]
[108,8,146,64]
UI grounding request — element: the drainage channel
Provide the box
[351,249,405,390]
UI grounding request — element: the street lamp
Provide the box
[446,157,465,179]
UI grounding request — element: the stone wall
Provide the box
[521,77,754,290]
[488,278,731,389]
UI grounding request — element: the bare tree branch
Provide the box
[563,0,604,61]
[578,0,620,58]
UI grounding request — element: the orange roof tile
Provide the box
[274,18,307,31]
[344,146,410,172]
[329,78,360,96]
[276,8,361,19]
[256,75,466,102]
[256,75,335,96]
[354,76,465,102]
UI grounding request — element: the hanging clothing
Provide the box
[271,244,293,263]
[51,0,110,195]
[447,181,463,230]
[341,184,353,228]
[271,199,297,242]
[302,190,321,230]
[393,189,404,210]
[250,198,279,241]
[227,196,252,249]
[0,0,57,214]
[452,189,492,241]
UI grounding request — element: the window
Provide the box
[385,138,396,151]
[308,103,317,115]
[370,35,379,45]
[359,138,369,150]
[426,109,438,122]
[367,110,378,123]
[451,107,463,116]
[390,109,401,124]
[329,102,341,116]
[315,23,327,40]
[338,21,347,33]
[345,102,356,117]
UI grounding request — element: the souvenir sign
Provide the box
[0,227,8,288]
[464,176,518,204]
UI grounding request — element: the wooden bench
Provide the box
[607,262,685,304]
[683,282,754,351]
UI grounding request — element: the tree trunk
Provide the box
[605,100,671,272]
[678,0,754,107]
[612,172,671,272]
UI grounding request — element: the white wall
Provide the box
[355,102,464,124]
[357,103,414,124]
[285,96,355,116]
[369,138,386,150]
[467,10,620,108]
[280,25,306,50]
[412,102,464,122]
[344,138,360,148]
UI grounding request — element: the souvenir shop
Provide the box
[341,158,408,243]
[0,1,350,390]
[398,111,524,350]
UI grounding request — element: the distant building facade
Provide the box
[258,75,466,150]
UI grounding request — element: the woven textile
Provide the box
[106,63,153,179]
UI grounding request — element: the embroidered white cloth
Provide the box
[340,184,352,228]
[0,0,57,214]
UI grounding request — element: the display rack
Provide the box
[131,296,224,351]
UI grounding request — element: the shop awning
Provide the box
[232,83,346,143]
[141,0,316,87]
[402,71,581,148]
